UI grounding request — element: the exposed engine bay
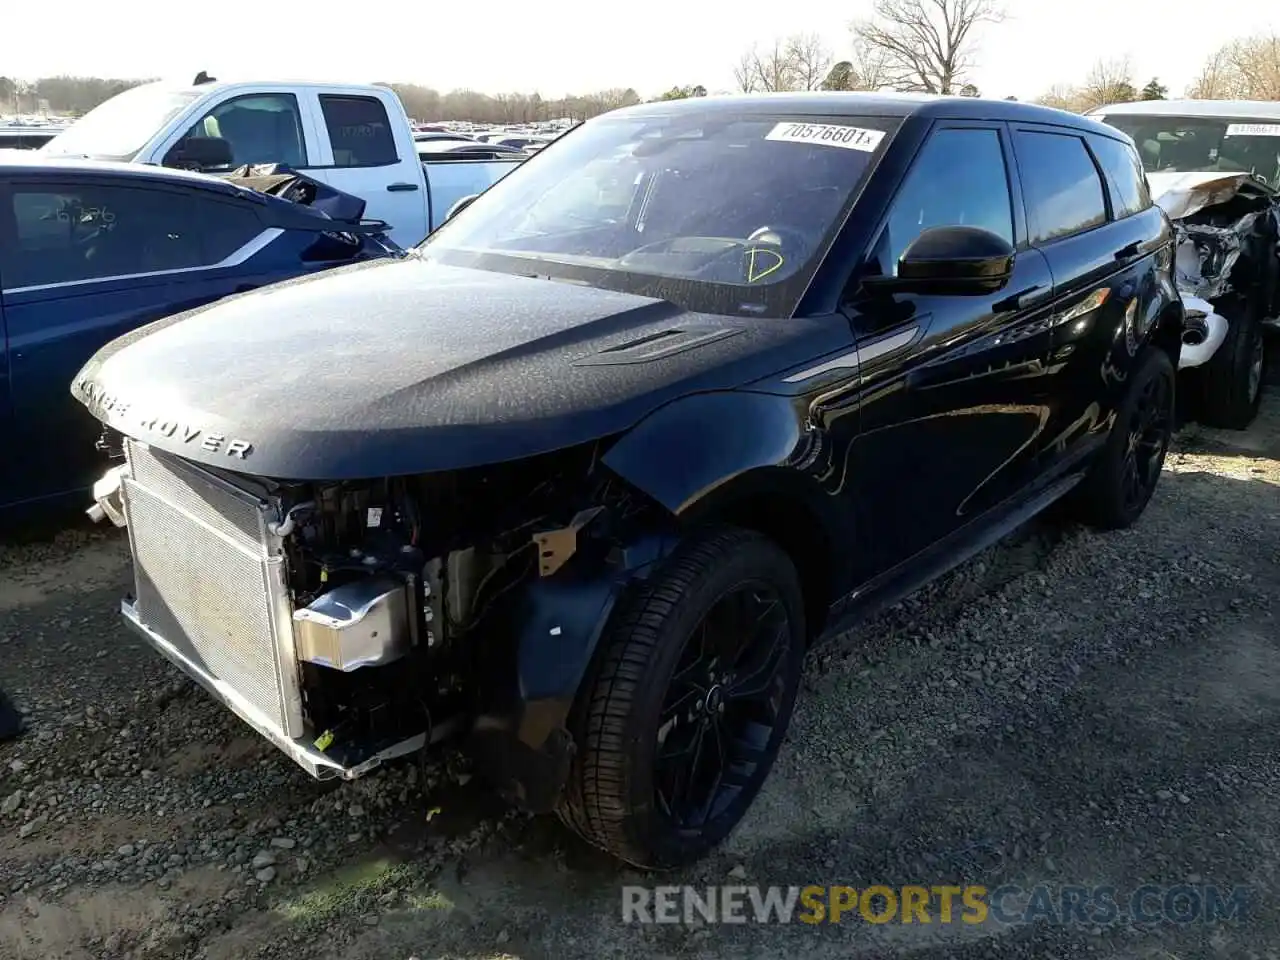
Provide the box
[90,432,666,801]
[1157,173,1280,372]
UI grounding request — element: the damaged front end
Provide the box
[1156,173,1280,371]
[91,435,674,811]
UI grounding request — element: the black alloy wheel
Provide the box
[559,527,805,869]
[654,583,792,831]
[1120,367,1173,515]
[1066,346,1176,531]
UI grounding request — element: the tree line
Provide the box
[0,74,706,124]
[3,1,1278,124]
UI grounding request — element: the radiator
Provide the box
[120,440,304,738]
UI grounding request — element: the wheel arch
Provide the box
[601,390,850,642]
[1148,295,1184,371]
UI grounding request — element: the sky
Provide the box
[3,0,1277,101]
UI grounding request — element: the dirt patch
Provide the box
[0,397,1277,960]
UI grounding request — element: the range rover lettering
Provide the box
[75,94,1183,868]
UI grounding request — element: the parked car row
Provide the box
[68,93,1222,872]
[0,123,66,151]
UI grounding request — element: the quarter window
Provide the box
[320,96,398,167]
[5,184,202,288]
[1015,131,1107,243]
[1088,134,1151,219]
[177,93,306,168]
[869,127,1013,277]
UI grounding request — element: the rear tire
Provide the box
[557,527,804,869]
[1197,297,1265,430]
[1067,347,1175,531]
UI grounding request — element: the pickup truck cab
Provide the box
[39,79,521,246]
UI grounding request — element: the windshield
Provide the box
[1100,114,1280,187]
[41,84,201,161]
[419,112,896,317]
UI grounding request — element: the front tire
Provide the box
[1197,297,1265,429]
[557,527,804,869]
[1068,347,1175,530]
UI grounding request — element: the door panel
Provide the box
[1010,125,1171,477]
[0,290,12,507]
[1037,209,1168,474]
[841,248,1057,577]
[831,121,1059,579]
[307,93,428,247]
[3,279,192,503]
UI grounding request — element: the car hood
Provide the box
[1148,170,1277,220]
[72,258,839,479]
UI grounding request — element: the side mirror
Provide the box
[165,135,234,171]
[872,225,1015,296]
[445,194,480,222]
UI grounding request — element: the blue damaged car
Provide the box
[0,156,399,519]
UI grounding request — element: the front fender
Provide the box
[600,390,809,515]
[468,534,676,812]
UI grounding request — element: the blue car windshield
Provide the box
[419,112,897,317]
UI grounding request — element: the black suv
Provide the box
[74,93,1183,869]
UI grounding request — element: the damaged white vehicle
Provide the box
[1092,100,1279,428]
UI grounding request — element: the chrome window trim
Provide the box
[1,227,285,294]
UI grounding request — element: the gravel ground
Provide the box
[2,391,1279,960]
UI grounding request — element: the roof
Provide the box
[0,154,251,198]
[612,91,1120,136]
[1089,99,1280,120]
[126,78,395,98]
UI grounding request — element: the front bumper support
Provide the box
[121,597,453,780]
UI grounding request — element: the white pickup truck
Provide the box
[39,77,523,247]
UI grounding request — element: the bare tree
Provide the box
[734,39,802,93]
[1186,47,1236,99]
[1034,82,1088,113]
[1227,34,1280,100]
[849,37,895,90]
[786,33,835,91]
[1184,34,1280,99]
[1079,56,1136,109]
[851,0,1005,94]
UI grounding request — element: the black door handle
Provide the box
[1115,241,1140,261]
[387,182,419,192]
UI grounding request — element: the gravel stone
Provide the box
[0,391,1276,959]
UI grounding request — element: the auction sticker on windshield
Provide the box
[1225,123,1280,137]
[765,122,885,152]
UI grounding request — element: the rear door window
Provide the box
[1088,134,1151,219]
[1014,131,1107,243]
[319,96,398,167]
[5,182,202,289]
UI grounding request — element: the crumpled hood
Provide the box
[72,257,831,479]
[1148,170,1276,220]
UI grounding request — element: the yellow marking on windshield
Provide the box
[747,247,784,283]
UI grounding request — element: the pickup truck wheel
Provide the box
[557,527,804,869]
[1197,298,1265,429]
[1067,347,1175,531]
